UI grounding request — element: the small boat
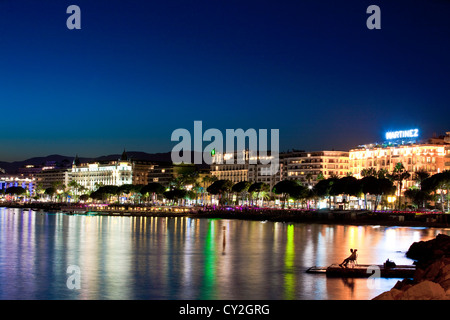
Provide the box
[306,263,416,278]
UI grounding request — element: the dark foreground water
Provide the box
[1,207,449,300]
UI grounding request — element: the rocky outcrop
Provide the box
[406,233,450,269]
[373,234,450,300]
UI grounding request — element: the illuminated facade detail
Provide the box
[211,150,249,183]
[71,160,133,191]
[211,163,249,183]
[211,150,282,190]
[18,164,44,177]
[211,150,349,190]
[131,160,155,185]
[349,144,446,190]
[445,132,450,171]
[147,163,202,187]
[282,150,350,185]
[0,175,36,195]
[148,164,174,186]
[35,168,71,190]
[71,151,154,191]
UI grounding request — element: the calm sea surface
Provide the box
[1,207,449,300]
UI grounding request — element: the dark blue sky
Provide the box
[1,0,449,161]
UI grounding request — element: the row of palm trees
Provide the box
[3,163,450,211]
[405,169,450,212]
[204,164,450,211]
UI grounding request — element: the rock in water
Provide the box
[373,234,450,300]
[406,233,450,268]
[401,280,446,300]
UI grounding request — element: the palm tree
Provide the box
[117,184,142,204]
[361,167,377,177]
[333,176,361,210]
[201,175,217,204]
[360,176,396,210]
[389,162,411,209]
[68,180,83,202]
[288,183,308,208]
[163,188,187,206]
[377,168,389,179]
[248,182,270,207]
[51,181,66,202]
[414,168,430,189]
[141,182,165,205]
[232,181,251,205]
[305,173,314,188]
[404,187,431,209]
[422,170,450,212]
[314,178,334,209]
[35,183,45,201]
[171,170,198,190]
[95,185,119,203]
[207,179,233,206]
[45,187,56,202]
[272,180,303,208]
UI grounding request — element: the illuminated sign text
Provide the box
[385,129,419,140]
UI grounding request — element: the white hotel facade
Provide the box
[210,149,349,191]
[69,151,153,192]
[71,160,133,191]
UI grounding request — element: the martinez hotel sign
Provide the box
[385,128,419,140]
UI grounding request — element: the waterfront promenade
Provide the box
[3,202,449,228]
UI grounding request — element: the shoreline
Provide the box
[3,202,450,228]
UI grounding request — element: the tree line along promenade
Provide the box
[1,131,450,218]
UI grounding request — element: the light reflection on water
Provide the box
[0,207,449,300]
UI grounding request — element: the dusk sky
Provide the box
[0,0,449,162]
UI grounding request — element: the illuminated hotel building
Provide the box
[35,168,71,190]
[71,160,133,191]
[131,159,155,185]
[349,130,449,190]
[445,132,450,170]
[211,150,349,190]
[211,150,282,191]
[71,151,154,191]
[211,150,250,183]
[282,150,349,186]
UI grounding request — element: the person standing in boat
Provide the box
[340,249,357,267]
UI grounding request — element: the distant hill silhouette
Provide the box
[0,151,209,174]
[0,154,83,174]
